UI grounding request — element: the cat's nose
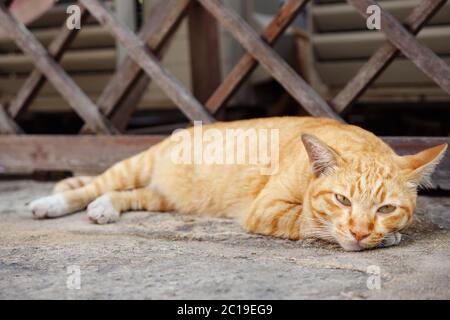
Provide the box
[350,229,370,241]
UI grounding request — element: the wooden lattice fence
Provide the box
[0,0,448,187]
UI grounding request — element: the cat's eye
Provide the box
[377,205,396,214]
[335,194,351,206]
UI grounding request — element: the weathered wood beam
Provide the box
[8,3,90,118]
[0,104,23,134]
[9,0,55,25]
[0,135,165,173]
[347,0,450,96]
[80,0,214,124]
[80,0,192,133]
[332,0,447,114]
[0,135,448,188]
[206,0,308,113]
[0,2,117,134]
[108,71,158,132]
[189,1,222,104]
[197,0,342,121]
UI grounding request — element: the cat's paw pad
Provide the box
[379,232,402,248]
[87,195,120,225]
[29,194,69,219]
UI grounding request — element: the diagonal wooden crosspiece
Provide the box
[332,0,447,114]
[347,0,450,96]
[80,0,191,133]
[92,0,311,130]
[0,104,23,134]
[83,0,337,127]
[7,2,90,120]
[197,0,342,121]
[0,2,118,134]
[1,0,447,135]
[206,0,309,114]
[79,0,215,124]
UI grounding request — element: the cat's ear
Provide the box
[301,134,341,177]
[400,143,447,188]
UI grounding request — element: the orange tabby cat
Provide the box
[29,117,447,251]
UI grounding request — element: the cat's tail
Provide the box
[30,147,157,219]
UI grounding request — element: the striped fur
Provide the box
[29,117,447,251]
[53,176,93,194]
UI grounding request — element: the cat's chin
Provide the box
[338,241,364,252]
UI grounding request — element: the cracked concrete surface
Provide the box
[0,180,449,299]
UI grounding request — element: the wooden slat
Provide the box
[197,0,342,121]
[313,26,450,61]
[0,135,165,173]
[347,0,450,96]
[8,3,90,118]
[317,56,450,87]
[330,86,450,104]
[79,0,191,133]
[0,103,22,134]
[0,73,118,96]
[0,135,448,188]
[80,0,214,124]
[9,0,55,25]
[0,25,115,51]
[331,0,448,112]
[97,0,191,115]
[27,3,98,29]
[311,0,450,32]
[103,36,174,133]
[206,0,308,113]
[0,2,117,134]
[188,1,222,104]
[314,56,450,89]
[109,70,155,132]
[0,48,116,74]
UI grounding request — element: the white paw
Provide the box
[29,194,69,219]
[379,232,402,248]
[87,195,120,225]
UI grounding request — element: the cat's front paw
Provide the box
[379,232,402,248]
[29,194,69,219]
[87,195,120,225]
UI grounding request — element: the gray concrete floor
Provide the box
[0,180,449,300]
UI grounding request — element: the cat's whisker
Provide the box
[302,223,336,241]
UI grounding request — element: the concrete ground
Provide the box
[0,180,449,300]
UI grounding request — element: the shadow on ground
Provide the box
[0,181,449,299]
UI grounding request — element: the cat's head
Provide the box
[301,134,447,251]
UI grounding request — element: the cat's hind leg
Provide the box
[87,188,169,224]
[53,176,93,194]
[30,182,103,219]
[29,176,95,218]
[29,150,154,219]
